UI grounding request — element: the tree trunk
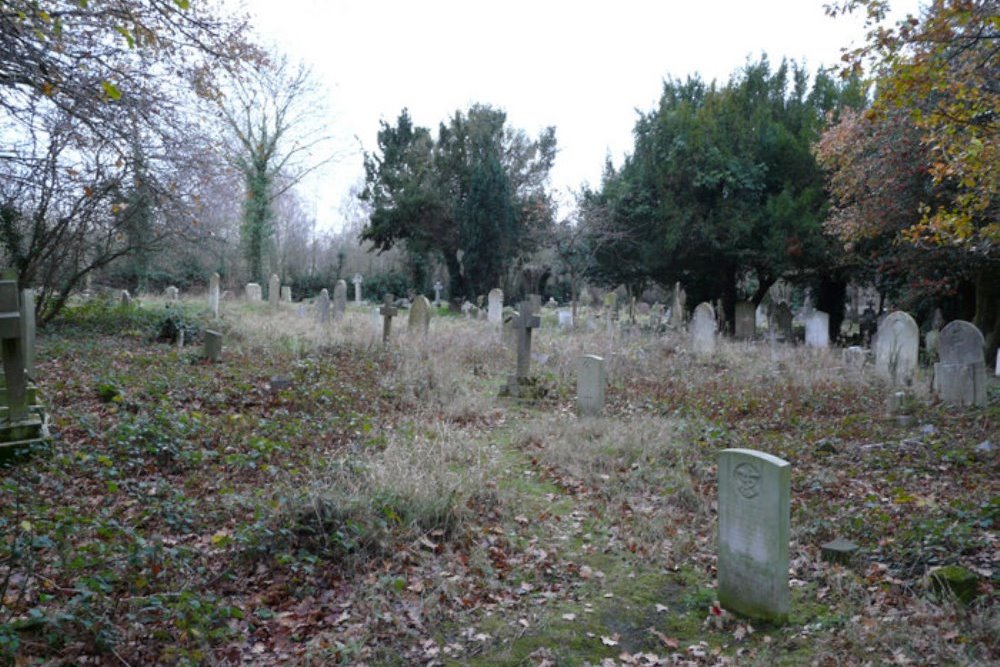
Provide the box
[817,276,847,345]
[974,264,1000,366]
[721,264,738,335]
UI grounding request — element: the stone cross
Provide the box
[0,276,27,422]
[577,355,606,417]
[718,448,790,623]
[380,293,398,344]
[208,272,220,318]
[268,274,280,308]
[316,288,331,324]
[512,300,541,382]
[352,273,363,303]
[433,281,443,306]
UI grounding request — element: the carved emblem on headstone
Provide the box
[734,461,761,499]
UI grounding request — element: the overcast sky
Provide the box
[237,0,923,233]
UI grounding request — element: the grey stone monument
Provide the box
[280,285,292,303]
[164,286,179,302]
[805,311,829,348]
[208,272,220,318]
[933,320,987,407]
[120,290,131,308]
[734,301,756,340]
[408,295,432,336]
[203,330,222,363]
[577,355,606,417]
[691,302,717,358]
[488,288,504,325]
[874,311,919,386]
[333,280,347,320]
[245,283,262,302]
[352,273,363,304]
[380,293,398,344]
[718,448,790,623]
[316,288,331,324]
[557,309,573,330]
[268,274,280,308]
[433,281,443,306]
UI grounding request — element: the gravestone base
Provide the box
[501,375,546,399]
[0,413,50,463]
[933,361,987,407]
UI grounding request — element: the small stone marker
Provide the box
[874,311,919,385]
[380,293,398,344]
[805,311,829,348]
[165,286,179,302]
[352,273,363,303]
[245,283,262,302]
[821,538,859,566]
[933,320,987,407]
[734,301,755,340]
[488,288,504,324]
[120,290,131,308]
[281,285,292,303]
[268,274,280,308]
[691,302,717,358]
[507,300,541,395]
[577,355,606,417]
[331,280,347,320]
[557,309,573,330]
[433,281,443,306]
[316,288,331,324]
[408,295,432,335]
[208,272,220,318]
[203,330,222,363]
[718,448,790,623]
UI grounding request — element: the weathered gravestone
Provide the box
[577,355,606,417]
[203,330,222,363]
[0,273,48,459]
[331,280,347,321]
[718,448,790,623]
[805,311,829,348]
[557,309,573,330]
[771,302,793,341]
[408,295,432,336]
[165,286,179,302]
[691,302,717,358]
[380,293,398,344]
[874,311,919,386]
[488,288,504,324]
[268,274,280,308]
[208,272,220,318]
[245,283,262,302]
[120,290,131,308]
[316,288,331,324]
[734,301,756,340]
[281,285,292,303]
[506,301,541,396]
[433,281,443,306]
[352,274,363,303]
[933,320,987,407]
[670,282,686,328]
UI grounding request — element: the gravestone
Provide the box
[933,320,987,407]
[245,283,262,302]
[0,273,47,458]
[772,302,793,341]
[545,297,558,309]
[316,289,331,324]
[507,301,541,395]
[19,288,35,379]
[120,290,131,308]
[203,330,222,363]
[281,286,292,303]
[332,280,347,320]
[380,293,398,344]
[734,301,756,340]
[874,311,919,386]
[165,286,179,302]
[670,282,686,328]
[433,281,443,306]
[208,272,220,318]
[408,295,432,336]
[805,311,829,348]
[557,309,573,330]
[268,274,280,308]
[488,288,504,324]
[352,274,363,303]
[691,302,717,358]
[718,448,790,623]
[577,355,606,417]
[461,301,475,319]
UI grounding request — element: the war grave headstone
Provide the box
[0,273,48,460]
[165,286,179,302]
[380,293,398,344]
[488,288,504,324]
[691,302,717,359]
[245,283,262,302]
[771,302,793,341]
[203,330,223,363]
[434,281,443,306]
[717,448,790,623]
[352,274,364,303]
[506,301,541,396]
[316,289,331,324]
[734,301,756,340]
[805,311,829,348]
[268,274,280,308]
[933,320,987,407]
[874,311,919,386]
[577,355,606,417]
[208,272,220,318]
[409,295,432,336]
[281,285,292,303]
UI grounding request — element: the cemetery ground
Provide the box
[1,298,998,666]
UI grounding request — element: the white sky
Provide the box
[238,0,923,233]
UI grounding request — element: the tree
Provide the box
[361,105,556,299]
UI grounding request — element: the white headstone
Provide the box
[333,280,347,320]
[488,289,504,324]
[933,320,987,407]
[352,273,363,303]
[281,285,292,303]
[316,288,330,324]
[577,355,606,417]
[208,272,220,318]
[245,283,262,302]
[805,311,829,348]
[557,309,573,330]
[164,286,179,302]
[874,311,919,385]
[691,302,717,358]
[718,448,790,623]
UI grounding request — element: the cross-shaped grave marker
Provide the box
[507,300,541,394]
[380,293,398,344]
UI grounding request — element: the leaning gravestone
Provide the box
[577,355,606,417]
[281,286,292,303]
[203,330,222,363]
[245,283,262,302]
[316,288,330,324]
[933,320,987,407]
[734,301,756,340]
[718,448,790,623]
[805,311,829,348]
[268,274,280,308]
[691,302,717,358]
[408,295,432,336]
[874,311,919,386]
[208,272,220,318]
[332,280,347,320]
[488,288,504,324]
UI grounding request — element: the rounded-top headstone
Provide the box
[874,311,919,384]
[937,320,984,365]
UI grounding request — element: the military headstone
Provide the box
[352,273,363,303]
[203,330,222,363]
[268,274,280,308]
[245,283,262,302]
[874,311,919,385]
[332,280,347,320]
[691,302,717,358]
[208,272,220,318]
[488,288,504,324]
[805,311,829,348]
[408,295,432,335]
[933,320,987,407]
[316,288,331,324]
[734,301,756,340]
[380,293,398,344]
[577,355,606,417]
[718,448,790,623]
